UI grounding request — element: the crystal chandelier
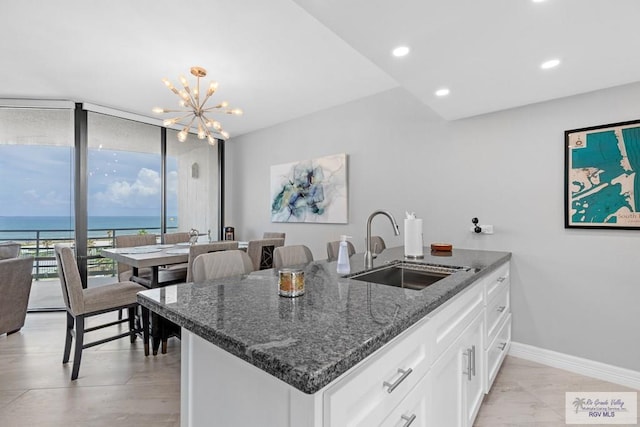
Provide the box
[153,66,242,144]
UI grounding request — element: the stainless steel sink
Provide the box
[348,261,471,291]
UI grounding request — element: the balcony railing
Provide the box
[1,227,174,280]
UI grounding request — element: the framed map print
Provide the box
[565,119,640,229]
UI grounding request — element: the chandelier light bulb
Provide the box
[207,82,219,95]
[153,66,242,143]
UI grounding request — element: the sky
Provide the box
[0,145,178,217]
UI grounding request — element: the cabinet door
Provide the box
[429,312,483,427]
[429,340,464,427]
[463,315,484,427]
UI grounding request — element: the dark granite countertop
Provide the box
[137,246,511,394]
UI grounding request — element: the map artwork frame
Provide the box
[565,119,640,229]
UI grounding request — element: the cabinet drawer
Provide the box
[484,262,510,303]
[380,371,430,427]
[485,313,511,392]
[428,280,484,362]
[323,316,432,427]
[485,282,509,345]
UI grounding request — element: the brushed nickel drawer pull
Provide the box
[383,368,413,393]
[471,345,476,377]
[401,414,416,426]
[497,276,506,283]
[496,305,506,313]
[463,348,472,381]
[498,342,507,351]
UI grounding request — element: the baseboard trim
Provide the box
[509,341,640,390]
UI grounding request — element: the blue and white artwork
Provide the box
[270,153,347,223]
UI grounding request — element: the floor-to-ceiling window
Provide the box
[0,101,223,311]
[86,112,163,287]
[0,104,75,309]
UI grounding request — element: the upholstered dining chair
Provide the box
[191,250,254,282]
[163,232,190,245]
[273,245,314,270]
[186,241,239,282]
[368,235,386,255]
[326,240,356,262]
[54,244,149,380]
[247,238,285,271]
[0,256,34,335]
[114,234,157,281]
[263,232,285,242]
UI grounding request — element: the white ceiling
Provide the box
[2,0,639,138]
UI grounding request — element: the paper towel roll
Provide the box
[404,218,424,258]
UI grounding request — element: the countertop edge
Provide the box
[138,250,512,394]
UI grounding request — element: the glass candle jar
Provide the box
[278,268,305,297]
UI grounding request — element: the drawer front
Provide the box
[484,262,510,302]
[380,371,430,427]
[323,316,432,427]
[429,280,484,362]
[485,282,510,345]
[485,313,511,392]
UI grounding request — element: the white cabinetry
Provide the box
[181,261,511,427]
[323,314,433,427]
[482,262,511,392]
[429,308,484,427]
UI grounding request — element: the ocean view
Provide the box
[0,216,179,240]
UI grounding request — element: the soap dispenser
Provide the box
[336,235,352,275]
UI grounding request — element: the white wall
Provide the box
[227,83,640,373]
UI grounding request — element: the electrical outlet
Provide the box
[469,224,494,234]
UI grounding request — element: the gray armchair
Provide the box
[0,257,34,335]
[0,241,21,259]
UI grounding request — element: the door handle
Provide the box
[471,345,476,377]
[463,348,472,381]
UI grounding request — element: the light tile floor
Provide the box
[1,312,637,426]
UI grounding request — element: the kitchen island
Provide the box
[138,247,511,426]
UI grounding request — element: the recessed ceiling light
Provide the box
[392,46,410,57]
[532,0,547,3]
[541,58,561,69]
[435,88,450,97]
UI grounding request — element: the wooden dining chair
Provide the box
[326,240,356,262]
[247,238,285,271]
[273,245,313,270]
[54,244,149,380]
[191,250,254,282]
[186,241,239,282]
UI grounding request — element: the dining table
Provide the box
[101,243,191,354]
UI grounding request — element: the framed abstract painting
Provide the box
[270,153,348,223]
[565,119,640,229]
